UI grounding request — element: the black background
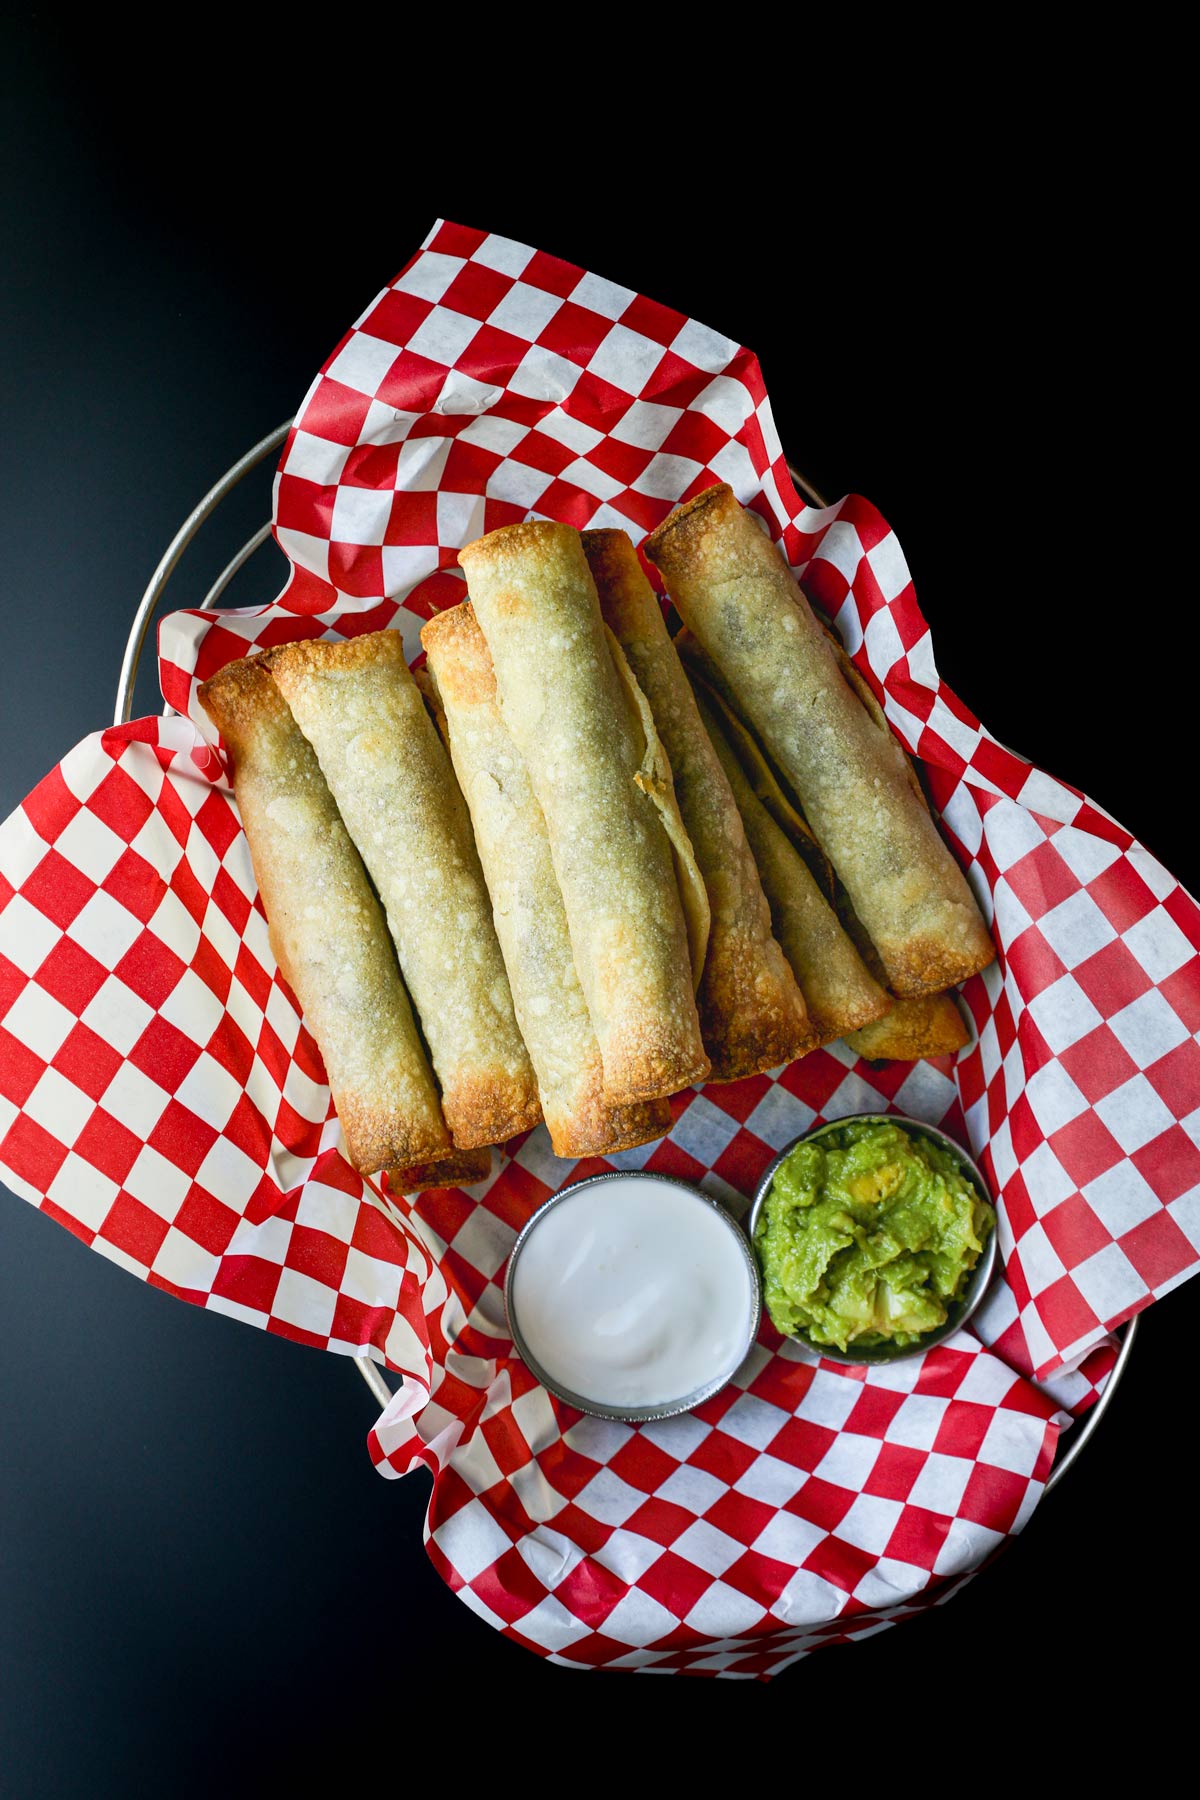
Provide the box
[1,20,1190,1791]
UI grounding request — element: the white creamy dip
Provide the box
[508,1176,755,1411]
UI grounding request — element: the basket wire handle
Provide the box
[115,422,290,726]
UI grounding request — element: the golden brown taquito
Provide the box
[692,686,891,1043]
[846,992,969,1060]
[263,631,539,1151]
[385,1147,493,1195]
[198,655,451,1174]
[583,528,814,1080]
[458,521,710,1105]
[646,485,995,997]
[421,602,672,1155]
[834,891,970,1061]
[681,627,971,1062]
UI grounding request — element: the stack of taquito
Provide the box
[198,636,539,1195]
[436,521,818,1110]
[198,486,994,1196]
[642,482,995,1059]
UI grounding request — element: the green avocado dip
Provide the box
[754,1120,995,1353]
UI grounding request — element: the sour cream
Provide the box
[506,1174,760,1417]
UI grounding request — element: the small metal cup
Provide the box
[747,1113,998,1366]
[504,1169,763,1424]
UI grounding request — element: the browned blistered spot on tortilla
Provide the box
[599,1014,710,1107]
[421,602,497,707]
[546,1067,671,1160]
[444,1071,542,1152]
[875,932,994,998]
[698,922,818,1081]
[199,651,291,743]
[643,483,740,580]
[260,628,409,681]
[336,1088,452,1176]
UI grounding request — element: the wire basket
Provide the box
[116,423,1137,1483]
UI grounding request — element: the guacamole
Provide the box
[754,1120,994,1352]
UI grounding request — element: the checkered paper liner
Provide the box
[2,222,1197,1678]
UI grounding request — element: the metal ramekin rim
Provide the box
[503,1168,763,1424]
[747,1111,999,1366]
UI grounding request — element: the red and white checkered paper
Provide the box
[2,222,1197,1679]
